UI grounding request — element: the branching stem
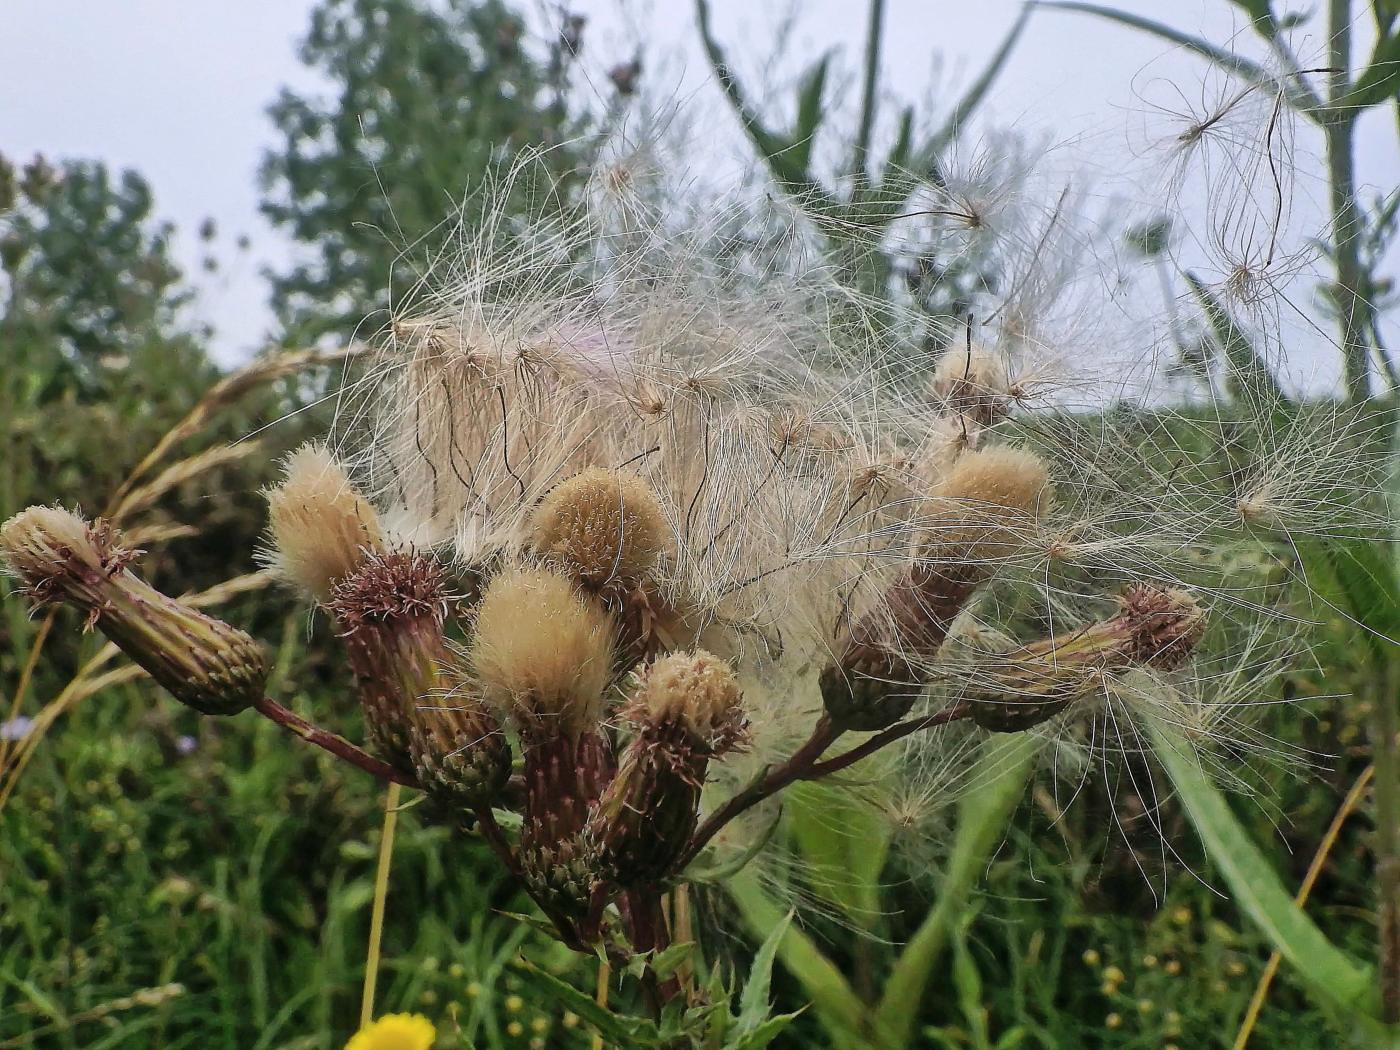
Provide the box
[252,696,419,787]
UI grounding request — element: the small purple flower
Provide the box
[0,715,35,742]
[175,735,198,756]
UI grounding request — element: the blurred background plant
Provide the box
[2,0,1398,1048]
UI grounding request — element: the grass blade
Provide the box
[1146,717,1377,1016]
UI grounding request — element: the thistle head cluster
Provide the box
[6,145,1374,969]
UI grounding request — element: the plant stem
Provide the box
[682,704,973,868]
[360,782,401,1027]
[251,696,418,787]
[1324,0,1373,402]
[680,715,841,867]
[805,704,971,779]
[1369,659,1400,1023]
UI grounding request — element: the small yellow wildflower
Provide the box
[344,1013,436,1050]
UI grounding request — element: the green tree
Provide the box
[0,154,220,506]
[261,0,590,342]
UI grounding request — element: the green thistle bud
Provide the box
[0,506,266,715]
[967,585,1206,732]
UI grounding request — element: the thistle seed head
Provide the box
[967,584,1206,732]
[623,649,747,754]
[264,444,383,602]
[529,468,669,588]
[931,346,1013,428]
[470,564,616,738]
[922,445,1053,568]
[0,506,266,715]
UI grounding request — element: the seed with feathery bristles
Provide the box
[0,506,266,715]
[966,585,1205,732]
[529,468,669,588]
[264,444,383,602]
[469,564,616,738]
[931,345,1013,428]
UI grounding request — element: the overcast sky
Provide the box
[3,1,1395,388]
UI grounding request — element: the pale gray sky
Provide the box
[3,1,1395,389]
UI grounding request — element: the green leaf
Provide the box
[790,52,834,173]
[1340,24,1400,112]
[787,779,892,927]
[1146,718,1378,1016]
[1185,271,1286,404]
[726,870,872,1044]
[1031,3,1310,110]
[729,1012,804,1049]
[876,733,1040,1048]
[651,941,696,982]
[921,7,1032,163]
[884,105,916,175]
[512,957,660,1047]
[737,909,792,1030]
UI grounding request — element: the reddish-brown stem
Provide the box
[680,705,974,870]
[252,696,419,788]
[679,715,842,868]
[805,703,971,779]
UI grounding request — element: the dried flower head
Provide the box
[923,445,1053,567]
[931,345,1013,428]
[0,506,266,715]
[529,467,670,588]
[591,650,747,884]
[264,444,384,602]
[623,649,746,753]
[966,585,1205,732]
[469,564,616,737]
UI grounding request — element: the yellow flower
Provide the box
[345,1013,436,1050]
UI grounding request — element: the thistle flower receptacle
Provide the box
[264,444,384,602]
[966,584,1206,732]
[931,345,1014,431]
[822,446,1053,731]
[589,650,747,884]
[329,550,508,798]
[0,506,266,715]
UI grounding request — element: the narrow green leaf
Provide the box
[651,941,696,982]
[737,909,790,1030]
[1340,25,1400,111]
[876,733,1040,1048]
[726,870,872,1045]
[1185,270,1286,404]
[729,1012,804,1050]
[1031,3,1309,109]
[512,958,658,1046]
[921,8,1032,163]
[790,52,834,173]
[1146,718,1377,1016]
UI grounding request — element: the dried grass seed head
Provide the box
[264,444,384,602]
[470,564,616,737]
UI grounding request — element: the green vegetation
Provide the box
[3,1,1399,1048]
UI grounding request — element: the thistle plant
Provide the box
[0,139,1384,1041]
